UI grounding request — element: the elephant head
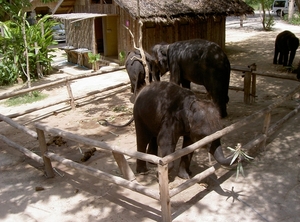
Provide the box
[186,100,239,167]
[152,43,169,75]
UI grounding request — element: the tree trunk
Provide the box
[22,13,31,88]
[288,0,295,21]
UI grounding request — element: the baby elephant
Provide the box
[134,81,237,179]
[125,49,160,102]
[273,30,299,66]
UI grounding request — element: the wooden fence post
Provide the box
[260,111,271,151]
[251,72,256,103]
[66,80,76,110]
[244,71,252,104]
[36,128,55,178]
[112,152,136,181]
[158,163,171,222]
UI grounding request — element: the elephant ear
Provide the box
[175,110,191,133]
[160,44,168,56]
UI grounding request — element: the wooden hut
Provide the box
[49,0,254,69]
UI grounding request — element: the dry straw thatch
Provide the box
[114,0,254,22]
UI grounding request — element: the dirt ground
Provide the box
[0,13,300,222]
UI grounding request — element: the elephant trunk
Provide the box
[211,145,238,166]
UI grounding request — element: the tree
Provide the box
[246,0,275,31]
[0,0,59,87]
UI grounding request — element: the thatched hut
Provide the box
[50,0,253,69]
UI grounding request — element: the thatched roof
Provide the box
[114,0,254,22]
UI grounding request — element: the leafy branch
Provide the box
[227,143,253,179]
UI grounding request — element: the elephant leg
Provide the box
[278,52,284,65]
[147,137,158,155]
[273,49,279,64]
[178,136,194,179]
[146,137,158,166]
[288,50,296,66]
[181,78,191,89]
[283,52,289,66]
[136,126,152,174]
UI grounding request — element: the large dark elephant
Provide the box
[273,30,299,67]
[152,39,231,118]
[125,49,160,102]
[134,81,238,179]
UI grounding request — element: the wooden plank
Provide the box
[158,164,171,222]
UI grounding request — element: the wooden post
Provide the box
[112,151,136,181]
[65,80,76,110]
[251,72,256,103]
[260,111,271,151]
[158,163,171,222]
[243,71,251,104]
[36,128,55,178]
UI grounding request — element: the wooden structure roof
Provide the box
[114,0,254,22]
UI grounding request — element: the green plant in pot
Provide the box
[88,52,101,71]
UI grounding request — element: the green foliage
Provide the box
[246,0,276,31]
[88,52,101,64]
[264,14,275,31]
[88,52,101,71]
[284,12,300,25]
[227,143,254,179]
[0,14,57,85]
[3,91,48,107]
[119,51,126,65]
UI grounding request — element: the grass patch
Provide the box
[4,91,48,107]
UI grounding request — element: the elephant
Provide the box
[295,60,300,80]
[134,81,239,179]
[125,49,160,102]
[152,39,231,118]
[273,30,299,67]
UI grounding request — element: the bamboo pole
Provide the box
[36,128,55,178]
[23,85,130,125]
[261,111,271,151]
[65,80,76,110]
[34,122,162,164]
[253,71,298,81]
[0,134,43,165]
[0,113,37,138]
[112,151,136,181]
[0,67,125,101]
[243,71,252,104]
[3,83,129,121]
[169,164,220,198]
[44,151,160,200]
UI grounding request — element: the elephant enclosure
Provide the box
[1,15,300,222]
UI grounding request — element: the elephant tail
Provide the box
[99,116,134,127]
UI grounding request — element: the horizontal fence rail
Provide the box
[1,66,300,222]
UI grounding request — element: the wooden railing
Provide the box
[1,67,300,221]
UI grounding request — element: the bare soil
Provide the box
[0,14,300,222]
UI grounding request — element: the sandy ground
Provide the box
[0,12,300,222]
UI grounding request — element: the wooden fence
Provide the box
[1,68,300,221]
